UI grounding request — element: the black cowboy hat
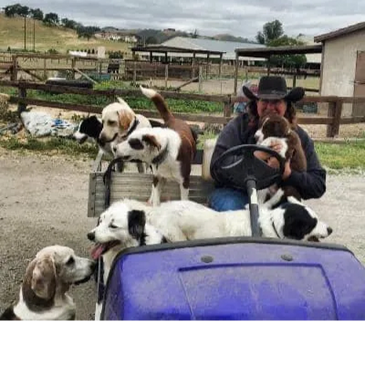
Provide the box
[242,76,305,103]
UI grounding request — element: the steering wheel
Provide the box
[211,144,286,191]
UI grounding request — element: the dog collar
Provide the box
[122,117,140,139]
[271,220,282,239]
[151,144,169,168]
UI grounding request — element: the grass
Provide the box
[0,80,224,114]
[0,13,129,53]
[0,135,98,159]
[315,139,365,170]
[1,131,364,171]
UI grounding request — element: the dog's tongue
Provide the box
[91,244,104,260]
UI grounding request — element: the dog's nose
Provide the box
[113,146,117,153]
[327,227,333,236]
[87,232,95,241]
[90,260,97,271]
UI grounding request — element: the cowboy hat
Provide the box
[242,76,305,103]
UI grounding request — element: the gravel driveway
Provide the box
[0,148,364,320]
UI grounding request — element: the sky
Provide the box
[1,0,365,41]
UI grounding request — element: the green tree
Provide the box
[43,12,59,26]
[268,36,307,69]
[256,20,284,45]
[30,8,43,20]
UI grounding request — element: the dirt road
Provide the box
[0,148,364,320]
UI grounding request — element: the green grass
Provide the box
[1,132,364,171]
[315,140,365,170]
[0,81,224,114]
[0,135,98,159]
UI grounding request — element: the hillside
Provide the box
[0,14,129,54]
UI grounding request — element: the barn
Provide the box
[314,21,365,116]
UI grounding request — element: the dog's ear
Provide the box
[142,134,161,150]
[117,108,135,130]
[31,256,57,300]
[128,210,146,242]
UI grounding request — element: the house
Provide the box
[314,22,365,116]
[95,30,139,43]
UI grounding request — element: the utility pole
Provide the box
[33,18,35,51]
[23,16,27,50]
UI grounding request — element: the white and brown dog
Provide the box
[0,246,95,320]
[255,114,307,202]
[114,86,197,206]
[99,97,152,147]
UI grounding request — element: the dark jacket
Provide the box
[210,113,326,200]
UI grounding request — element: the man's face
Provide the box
[257,99,287,117]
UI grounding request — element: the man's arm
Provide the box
[281,128,326,199]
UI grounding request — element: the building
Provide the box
[95,30,139,43]
[133,36,266,65]
[314,22,365,116]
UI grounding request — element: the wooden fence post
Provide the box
[198,66,203,92]
[17,84,27,114]
[223,97,232,123]
[71,58,76,79]
[11,55,18,81]
[133,62,137,86]
[326,99,342,137]
[164,64,168,89]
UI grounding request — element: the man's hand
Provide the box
[282,159,292,180]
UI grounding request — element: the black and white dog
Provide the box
[87,201,168,319]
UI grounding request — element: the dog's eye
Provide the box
[109,223,119,229]
[66,257,75,266]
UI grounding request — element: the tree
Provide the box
[43,13,59,26]
[61,18,78,29]
[76,26,99,40]
[268,36,307,69]
[256,20,284,45]
[146,36,157,45]
[30,8,43,21]
[4,4,29,17]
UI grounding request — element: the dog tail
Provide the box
[140,86,174,127]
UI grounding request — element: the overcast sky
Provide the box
[2,0,365,40]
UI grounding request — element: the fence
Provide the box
[1,80,364,137]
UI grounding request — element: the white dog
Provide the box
[114,127,189,205]
[87,201,168,319]
[0,246,95,320]
[122,190,333,242]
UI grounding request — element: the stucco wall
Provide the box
[320,30,365,116]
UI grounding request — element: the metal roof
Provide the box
[235,44,323,58]
[131,44,224,56]
[314,21,365,42]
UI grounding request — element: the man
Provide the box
[209,76,326,211]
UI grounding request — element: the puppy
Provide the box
[121,189,333,243]
[255,114,307,202]
[87,201,168,319]
[114,86,197,206]
[0,246,95,320]
[255,114,307,172]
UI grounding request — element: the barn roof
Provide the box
[314,21,365,42]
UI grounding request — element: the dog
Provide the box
[0,246,95,320]
[255,114,307,203]
[87,201,168,319]
[121,189,333,243]
[255,114,307,172]
[113,86,197,206]
[99,97,152,147]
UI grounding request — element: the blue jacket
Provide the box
[210,113,326,200]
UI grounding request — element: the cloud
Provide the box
[7,0,365,39]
